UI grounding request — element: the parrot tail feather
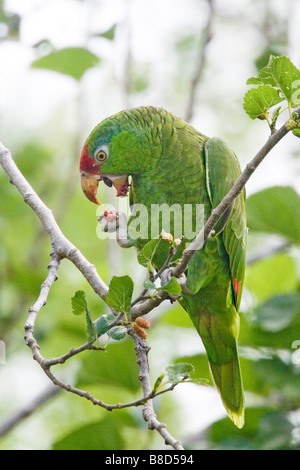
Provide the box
[209,357,244,429]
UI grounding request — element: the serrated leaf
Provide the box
[243,85,284,119]
[137,239,161,270]
[106,276,134,316]
[161,277,182,295]
[166,362,195,383]
[32,47,100,80]
[71,290,88,316]
[93,313,116,337]
[247,55,300,105]
[109,325,127,341]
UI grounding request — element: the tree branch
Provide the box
[185,0,214,122]
[1,106,298,448]
[0,141,184,448]
[0,383,60,438]
[0,142,108,300]
[128,329,184,450]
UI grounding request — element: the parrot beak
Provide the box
[80,171,101,205]
[80,171,130,204]
[80,141,129,204]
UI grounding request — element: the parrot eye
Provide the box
[95,148,108,163]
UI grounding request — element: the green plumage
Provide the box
[82,106,247,428]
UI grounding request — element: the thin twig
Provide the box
[128,329,184,450]
[0,384,60,438]
[185,0,214,122]
[247,241,291,265]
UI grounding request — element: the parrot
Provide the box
[79,106,247,428]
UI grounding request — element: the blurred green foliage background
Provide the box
[1,0,300,450]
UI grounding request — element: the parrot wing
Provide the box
[204,137,247,310]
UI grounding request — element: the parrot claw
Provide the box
[98,208,120,232]
[98,209,133,248]
[160,267,174,286]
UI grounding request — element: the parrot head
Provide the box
[80,107,162,205]
[80,142,130,205]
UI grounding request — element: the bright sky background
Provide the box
[1,0,300,195]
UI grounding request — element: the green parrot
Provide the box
[79,106,247,428]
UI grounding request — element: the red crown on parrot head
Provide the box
[79,144,130,205]
[80,144,101,175]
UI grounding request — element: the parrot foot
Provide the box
[98,208,120,232]
[97,209,133,248]
[174,272,195,295]
[160,267,174,286]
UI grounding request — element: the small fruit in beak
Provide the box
[108,175,130,197]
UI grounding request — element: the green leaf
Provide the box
[143,279,157,290]
[243,85,284,119]
[71,290,87,316]
[166,362,195,383]
[153,373,165,393]
[77,340,140,392]
[93,24,116,41]
[247,55,300,105]
[93,312,116,337]
[245,253,298,302]
[143,277,181,295]
[109,325,127,341]
[246,186,300,243]
[85,307,96,343]
[32,47,100,80]
[292,128,300,138]
[71,291,96,342]
[160,277,182,295]
[106,275,134,316]
[253,294,298,332]
[137,239,161,270]
[53,412,136,450]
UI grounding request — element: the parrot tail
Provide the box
[196,310,245,429]
[208,351,244,429]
